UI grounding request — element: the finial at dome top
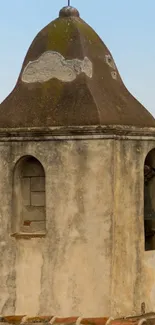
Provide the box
[59,5,80,18]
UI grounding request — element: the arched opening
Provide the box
[144,148,155,250]
[12,155,46,236]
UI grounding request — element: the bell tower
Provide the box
[0,4,155,319]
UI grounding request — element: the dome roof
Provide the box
[0,6,155,128]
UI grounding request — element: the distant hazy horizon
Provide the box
[0,0,155,116]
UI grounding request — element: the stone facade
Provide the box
[0,127,154,317]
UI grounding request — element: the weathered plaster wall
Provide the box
[0,138,155,317]
[111,139,155,317]
[15,239,43,315]
[0,139,113,316]
[111,140,144,317]
[0,144,16,315]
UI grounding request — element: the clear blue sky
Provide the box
[0,0,155,116]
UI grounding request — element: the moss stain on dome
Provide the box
[0,7,154,128]
[46,18,75,56]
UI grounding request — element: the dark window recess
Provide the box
[144,149,155,251]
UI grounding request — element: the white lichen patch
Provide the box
[105,54,116,69]
[22,51,93,83]
[111,71,117,80]
[105,54,117,80]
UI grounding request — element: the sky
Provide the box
[0,0,155,116]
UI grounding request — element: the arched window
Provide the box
[144,149,155,250]
[12,156,46,236]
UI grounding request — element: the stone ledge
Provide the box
[10,232,46,239]
[0,125,154,141]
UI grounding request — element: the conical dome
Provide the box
[0,6,154,128]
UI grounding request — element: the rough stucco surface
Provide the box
[110,139,155,317]
[0,138,155,317]
[0,145,16,315]
[0,139,113,316]
[111,140,144,316]
[16,239,43,315]
[22,52,93,83]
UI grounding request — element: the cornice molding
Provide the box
[0,125,155,141]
